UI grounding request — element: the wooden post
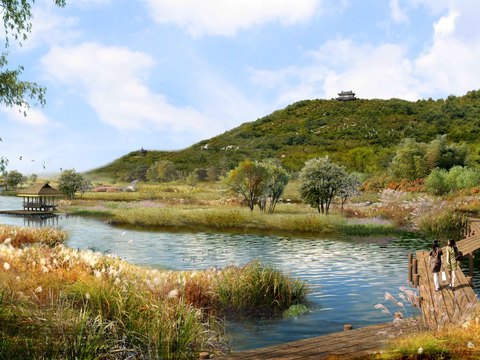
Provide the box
[414,274,420,288]
[412,258,418,286]
[199,352,210,359]
[469,254,474,277]
[344,324,353,331]
[408,253,413,284]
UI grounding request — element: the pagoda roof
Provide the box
[17,183,63,197]
[338,90,355,95]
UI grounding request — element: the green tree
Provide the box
[0,1,66,166]
[226,159,270,211]
[338,172,361,211]
[5,169,26,189]
[345,147,377,173]
[298,157,348,215]
[146,160,179,182]
[124,164,148,182]
[0,156,7,177]
[0,0,66,110]
[425,135,468,171]
[258,159,289,214]
[389,138,428,180]
[58,169,85,199]
[78,177,92,197]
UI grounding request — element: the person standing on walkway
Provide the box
[445,239,458,290]
[429,240,443,291]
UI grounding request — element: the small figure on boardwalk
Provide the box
[445,239,458,290]
[429,240,443,291]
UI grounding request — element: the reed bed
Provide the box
[0,225,68,247]
[0,240,306,359]
[102,206,397,235]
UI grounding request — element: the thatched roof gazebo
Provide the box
[17,183,63,212]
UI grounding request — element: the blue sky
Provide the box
[1,0,479,175]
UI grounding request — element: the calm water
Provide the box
[1,195,477,350]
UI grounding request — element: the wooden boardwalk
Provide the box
[413,218,480,330]
[219,321,417,360]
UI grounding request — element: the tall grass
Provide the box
[383,324,480,359]
[64,205,398,236]
[0,225,68,247]
[214,261,307,317]
[0,239,307,358]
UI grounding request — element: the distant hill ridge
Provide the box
[87,90,480,180]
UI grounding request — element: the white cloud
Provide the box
[143,0,321,36]
[41,43,215,134]
[2,107,51,126]
[251,40,420,103]
[251,1,480,104]
[433,10,457,37]
[414,2,480,95]
[390,0,409,23]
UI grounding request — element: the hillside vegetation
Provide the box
[87,90,480,181]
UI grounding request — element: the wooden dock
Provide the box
[0,210,57,218]
[410,218,480,330]
[219,321,417,359]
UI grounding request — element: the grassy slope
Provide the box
[87,90,480,180]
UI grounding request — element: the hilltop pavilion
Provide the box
[336,90,356,101]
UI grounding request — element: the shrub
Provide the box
[425,168,448,195]
[415,208,466,241]
[214,261,307,317]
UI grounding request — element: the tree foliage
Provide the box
[5,169,26,189]
[389,136,468,181]
[226,159,270,211]
[258,159,289,214]
[146,160,179,182]
[58,169,85,199]
[338,172,361,211]
[0,0,66,110]
[298,157,349,215]
[0,0,66,169]
[425,166,480,195]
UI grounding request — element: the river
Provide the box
[1,195,477,351]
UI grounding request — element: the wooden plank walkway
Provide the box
[219,321,417,359]
[414,218,480,330]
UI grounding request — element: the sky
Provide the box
[1,0,480,175]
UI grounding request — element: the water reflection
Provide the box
[0,195,477,351]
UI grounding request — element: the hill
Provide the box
[87,90,480,181]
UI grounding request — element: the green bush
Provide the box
[425,168,448,195]
[416,208,466,241]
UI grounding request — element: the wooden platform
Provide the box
[0,210,57,218]
[219,321,418,359]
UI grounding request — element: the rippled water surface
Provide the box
[1,195,478,351]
